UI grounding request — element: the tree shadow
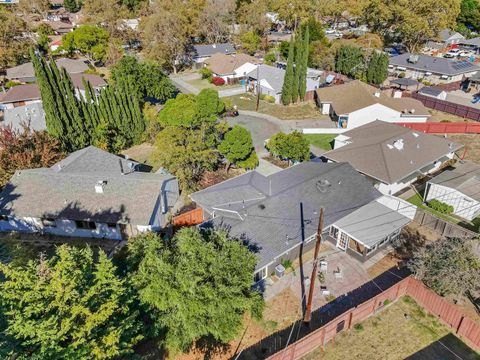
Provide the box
[195,335,231,360]
[392,227,427,259]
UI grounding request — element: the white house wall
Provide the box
[425,183,480,221]
[344,104,428,130]
[235,62,257,78]
[0,217,124,240]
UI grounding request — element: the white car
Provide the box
[334,31,343,38]
[325,28,336,34]
[444,49,461,58]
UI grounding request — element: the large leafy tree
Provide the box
[335,45,365,79]
[408,237,480,300]
[110,55,176,101]
[0,7,31,71]
[363,0,461,52]
[0,125,64,187]
[218,125,258,170]
[128,229,264,355]
[63,25,110,61]
[457,0,480,33]
[154,125,219,191]
[0,245,142,359]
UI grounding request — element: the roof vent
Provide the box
[374,91,381,98]
[408,55,419,64]
[316,179,331,193]
[258,204,266,210]
[416,144,420,149]
[95,180,107,194]
[212,44,217,48]
[412,132,419,137]
[393,139,404,150]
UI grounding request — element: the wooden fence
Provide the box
[395,121,480,133]
[413,208,478,239]
[172,208,204,227]
[265,277,480,360]
[411,92,480,121]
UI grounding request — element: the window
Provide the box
[336,320,345,333]
[75,220,96,230]
[329,226,339,239]
[254,267,267,283]
[107,223,117,228]
[0,215,8,221]
[41,218,56,227]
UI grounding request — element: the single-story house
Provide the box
[49,36,63,52]
[70,73,108,98]
[424,161,480,221]
[192,43,235,64]
[315,80,430,129]
[417,86,448,100]
[459,37,480,53]
[48,20,74,35]
[323,121,463,195]
[247,64,319,104]
[438,29,465,46]
[0,84,42,110]
[204,53,260,81]
[0,146,179,240]
[190,161,414,282]
[1,103,46,132]
[6,58,90,83]
[389,53,480,84]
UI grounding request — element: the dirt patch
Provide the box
[367,253,402,279]
[175,289,303,360]
[428,109,475,123]
[449,134,480,163]
[198,168,246,190]
[262,155,290,169]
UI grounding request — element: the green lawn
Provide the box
[226,93,327,120]
[406,192,479,233]
[303,134,336,150]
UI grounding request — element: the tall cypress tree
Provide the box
[281,38,295,105]
[299,26,309,102]
[292,29,303,104]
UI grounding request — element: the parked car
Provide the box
[325,28,336,34]
[334,31,343,38]
[444,49,461,58]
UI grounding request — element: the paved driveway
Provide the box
[225,113,283,157]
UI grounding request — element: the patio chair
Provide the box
[334,267,343,279]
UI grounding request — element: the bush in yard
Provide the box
[212,76,225,86]
[264,52,276,63]
[427,199,454,214]
[199,67,213,81]
[267,131,310,163]
[263,95,275,103]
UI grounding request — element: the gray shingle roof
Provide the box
[0,146,176,225]
[332,200,411,248]
[389,53,480,76]
[460,37,480,47]
[192,43,235,58]
[2,103,46,131]
[191,161,381,270]
[247,64,286,93]
[438,29,464,42]
[418,86,445,97]
[0,84,41,104]
[428,161,480,202]
[6,58,89,81]
[324,121,463,185]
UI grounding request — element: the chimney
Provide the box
[95,180,107,194]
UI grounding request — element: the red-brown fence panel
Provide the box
[172,208,203,227]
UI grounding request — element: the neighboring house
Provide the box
[70,73,108,98]
[49,36,63,52]
[424,161,480,221]
[267,31,292,44]
[192,43,236,64]
[191,161,413,281]
[0,146,179,241]
[459,37,480,53]
[315,80,430,129]
[0,85,41,110]
[48,20,74,35]
[438,29,465,46]
[204,53,260,81]
[247,64,319,104]
[324,121,463,195]
[6,58,90,83]
[389,53,480,84]
[2,103,46,132]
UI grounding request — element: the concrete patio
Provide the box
[262,242,395,312]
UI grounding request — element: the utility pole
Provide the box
[304,207,324,324]
[256,64,260,111]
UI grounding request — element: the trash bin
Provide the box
[275,264,285,278]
